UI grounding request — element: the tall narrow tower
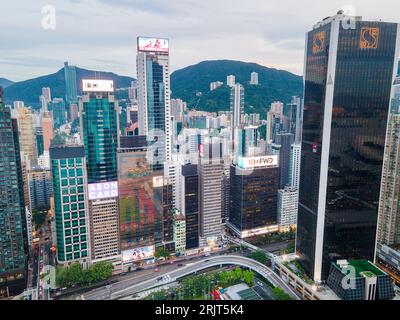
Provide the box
[137,37,171,166]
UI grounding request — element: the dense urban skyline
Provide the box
[1,0,400,81]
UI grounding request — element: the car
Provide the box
[154,268,160,272]
[157,277,163,281]
[177,263,184,267]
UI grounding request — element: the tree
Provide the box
[32,205,50,227]
[155,247,170,259]
[250,251,268,264]
[272,287,293,300]
[242,270,255,287]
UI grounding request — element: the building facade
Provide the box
[137,37,171,165]
[50,146,91,267]
[0,87,27,297]
[296,13,400,282]
[229,158,279,238]
[80,79,120,262]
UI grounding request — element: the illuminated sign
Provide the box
[312,31,326,54]
[82,80,114,93]
[360,27,379,49]
[238,155,278,169]
[88,181,118,200]
[152,176,165,188]
[138,37,169,53]
[121,245,155,263]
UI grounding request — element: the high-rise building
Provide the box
[210,81,224,91]
[50,145,91,267]
[51,98,67,129]
[80,79,120,262]
[277,186,298,232]
[229,155,279,238]
[28,168,53,210]
[289,143,302,189]
[296,13,400,282]
[35,127,44,157]
[198,139,224,247]
[0,87,27,297]
[375,99,400,281]
[227,75,236,87]
[275,133,295,189]
[41,112,53,152]
[181,164,200,250]
[173,210,186,255]
[15,106,37,166]
[137,37,171,165]
[250,72,259,85]
[230,84,244,130]
[118,136,163,254]
[64,62,78,105]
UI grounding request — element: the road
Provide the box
[79,254,216,300]
[83,254,300,300]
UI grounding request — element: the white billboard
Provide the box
[238,155,279,169]
[82,80,114,93]
[121,245,155,263]
[152,176,165,188]
[138,37,169,53]
[88,181,118,200]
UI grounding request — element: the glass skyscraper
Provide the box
[80,81,118,184]
[296,13,400,282]
[80,80,120,261]
[0,87,27,297]
[64,61,78,105]
[137,37,171,167]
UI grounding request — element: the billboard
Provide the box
[82,79,114,93]
[88,181,118,200]
[238,155,279,169]
[138,37,169,53]
[121,245,155,263]
[152,176,165,188]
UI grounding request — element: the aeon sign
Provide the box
[88,181,119,200]
[238,155,279,169]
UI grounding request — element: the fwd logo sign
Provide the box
[238,155,279,169]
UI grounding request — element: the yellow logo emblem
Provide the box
[360,27,380,49]
[313,31,326,54]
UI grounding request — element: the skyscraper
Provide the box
[137,37,171,165]
[15,106,37,166]
[375,98,400,281]
[50,145,91,267]
[230,83,244,130]
[64,62,78,105]
[181,164,200,250]
[0,87,27,297]
[80,79,120,262]
[229,155,279,238]
[296,13,400,282]
[28,168,53,210]
[198,138,224,247]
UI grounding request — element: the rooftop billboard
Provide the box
[138,37,169,53]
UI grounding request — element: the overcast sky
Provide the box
[1,0,399,81]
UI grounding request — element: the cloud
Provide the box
[0,0,399,81]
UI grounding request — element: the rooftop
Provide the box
[336,260,385,278]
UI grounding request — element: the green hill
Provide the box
[170,60,303,117]
[4,67,135,107]
[0,78,14,89]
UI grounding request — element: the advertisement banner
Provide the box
[88,181,118,200]
[138,37,169,53]
[122,246,155,263]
